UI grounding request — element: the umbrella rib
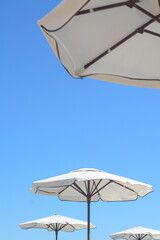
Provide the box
[92,180,113,197]
[76,1,129,15]
[90,180,96,195]
[90,180,96,194]
[137,234,143,240]
[72,182,87,197]
[84,31,138,69]
[58,185,70,195]
[46,224,55,231]
[52,224,56,231]
[57,223,60,230]
[61,223,76,231]
[144,29,160,38]
[141,234,148,240]
[134,4,160,24]
[83,14,160,70]
[91,179,102,196]
[71,184,84,195]
[67,223,76,230]
[130,234,138,239]
[58,223,68,231]
[112,181,136,193]
[53,224,57,231]
[85,181,89,193]
[76,0,160,24]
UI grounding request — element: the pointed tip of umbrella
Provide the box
[18,223,22,228]
[140,187,154,197]
[29,188,34,193]
[91,224,96,229]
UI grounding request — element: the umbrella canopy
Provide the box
[19,214,95,240]
[30,168,153,240]
[38,0,160,89]
[110,226,160,240]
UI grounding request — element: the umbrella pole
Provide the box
[55,230,58,240]
[87,181,91,240]
[87,196,91,240]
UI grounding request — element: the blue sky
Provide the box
[1,1,160,240]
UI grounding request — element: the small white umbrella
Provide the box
[110,226,160,240]
[19,214,95,240]
[38,0,160,88]
[30,168,153,240]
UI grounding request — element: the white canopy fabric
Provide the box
[110,226,160,240]
[30,168,153,202]
[38,0,160,89]
[19,214,95,232]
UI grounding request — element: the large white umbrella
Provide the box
[19,214,95,240]
[38,0,160,89]
[30,168,153,240]
[110,226,160,240]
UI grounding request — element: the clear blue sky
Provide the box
[1,1,160,240]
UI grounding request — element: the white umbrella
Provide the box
[38,0,160,89]
[110,226,160,240]
[30,168,153,240]
[19,214,95,240]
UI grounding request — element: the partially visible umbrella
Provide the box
[110,226,160,240]
[19,214,95,240]
[38,0,160,88]
[30,168,153,240]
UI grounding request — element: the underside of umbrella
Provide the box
[30,168,153,201]
[38,0,160,88]
[30,168,153,240]
[19,214,95,240]
[110,226,160,240]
